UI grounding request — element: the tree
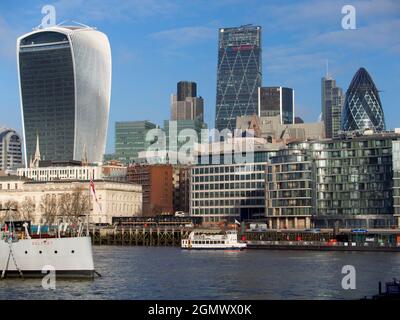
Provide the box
[39,194,58,225]
[19,197,36,221]
[58,187,90,224]
[58,193,73,220]
[0,200,19,223]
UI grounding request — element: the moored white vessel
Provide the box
[181,230,247,250]
[0,223,94,278]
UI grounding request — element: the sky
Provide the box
[0,0,399,154]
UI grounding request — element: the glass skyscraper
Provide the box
[258,87,294,124]
[321,76,344,138]
[115,121,157,165]
[17,26,111,164]
[215,25,262,132]
[177,81,197,101]
[341,67,385,133]
[171,81,204,123]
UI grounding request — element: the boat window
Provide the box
[54,251,58,254]
[39,251,42,254]
[25,251,28,254]
[71,250,75,254]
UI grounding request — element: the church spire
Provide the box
[82,143,88,165]
[34,132,40,160]
[30,132,41,168]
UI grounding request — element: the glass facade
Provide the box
[18,27,111,164]
[341,67,386,133]
[171,81,204,123]
[190,150,276,222]
[321,77,344,138]
[115,121,157,165]
[259,87,294,124]
[19,31,75,162]
[177,81,197,101]
[393,141,400,219]
[215,25,262,132]
[304,134,395,228]
[266,143,313,229]
[164,120,207,154]
[189,133,398,228]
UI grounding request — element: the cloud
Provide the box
[52,0,179,23]
[150,26,215,47]
[311,19,400,54]
[260,0,400,82]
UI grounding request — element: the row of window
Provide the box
[192,173,264,182]
[192,199,264,207]
[192,182,264,190]
[192,240,225,245]
[193,164,266,174]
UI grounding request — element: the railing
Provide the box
[246,240,400,248]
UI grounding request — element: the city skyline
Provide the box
[0,0,399,154]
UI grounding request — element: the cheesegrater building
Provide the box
[17,25,111,165]
[215,25,262,132]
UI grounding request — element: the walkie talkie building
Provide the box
[341,67,385,133]
[17,25,111,165]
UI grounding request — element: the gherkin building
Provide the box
[341,67,386,132]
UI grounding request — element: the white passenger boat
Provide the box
[181,230,247,250]
[0,222,95,278]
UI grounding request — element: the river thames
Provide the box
[0,246,399,300]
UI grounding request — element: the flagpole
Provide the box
[87,172,92,236]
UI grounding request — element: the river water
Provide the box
[0,246,399,300]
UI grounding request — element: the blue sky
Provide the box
[0,0,399,153]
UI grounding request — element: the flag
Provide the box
[90,179,98,202]
[234,219,241,225]
[90,179,102,213]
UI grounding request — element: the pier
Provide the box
[90,227,192,246]
[89,222,400,251]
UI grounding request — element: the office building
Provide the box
[177,81,197,101]
[17,25,111,164]
[258,87,294,124]
[392,140,400,227]
[115,121,157,164]
[341,67,386,133]
[190,139,281,222]
[321,76,344,138]
[0,128,23,172]
[236,115,325,144]
[164,119,207,158]
[127,164,173,216]
[171,81,204,122]
[215,25,262,132]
